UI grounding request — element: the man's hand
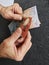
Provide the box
[0,3,23,20]
[0,28,32,61]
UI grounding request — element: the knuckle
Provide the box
[4,13,8,19]
[3,38,9,44]
[16,51,24,61]
[3,39,7,46]
[30,42,32,46]
[16,55,23,61]
[29,35,32,41]
[14,3,19,6]
[28,31,32,40]
[3,39,7,43]
[28,42,32,49]
[20,7,22,10]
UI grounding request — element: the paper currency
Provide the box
[8,6,41,34]
[23,6,41,29]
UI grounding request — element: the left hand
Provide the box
[0,28,32,61]
[0,3,23,20]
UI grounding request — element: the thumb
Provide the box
[8,11,22,20]
[12,14,22,20]
[9,27,22,43]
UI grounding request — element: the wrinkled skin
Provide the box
[0,28,32,61]
[0,3,23,20]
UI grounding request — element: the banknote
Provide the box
[23,6,41,28]
[8,6,41,34]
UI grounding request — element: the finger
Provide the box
[9,27,22,43]
[12,14,22,20]
[15,6,23,14]
[17,31,32,57]
[17,41,32,61]
[8,11,22,20]
[15,31,31,46]
[15,37,24,46]
[13,3,23,14]
[17,37,24,43]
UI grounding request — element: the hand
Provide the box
[0,3,23,20]
[0,28,32,61]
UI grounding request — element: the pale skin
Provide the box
[0,3,32,61]
[0,3,23,20]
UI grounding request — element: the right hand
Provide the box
[0,3,23,20]
[0,28,32,61]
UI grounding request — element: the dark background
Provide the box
[0,0,49,65]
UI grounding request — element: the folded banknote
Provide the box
[8,6,41,34]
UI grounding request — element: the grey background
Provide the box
[0,0,49,65]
